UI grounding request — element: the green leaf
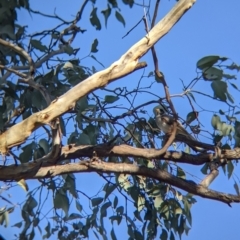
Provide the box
[65,174,78,198]
[2,211,9,227]
[78,133,91,145]
[65,213,82,221]
[200,163,208,175]
[127,224,135,239]
[223,73,237,80]
[0,24,16,40]
[68,132,78,144]
[101,4,112,27]
[115,11,125,27]
[227,161,234,179]
[122,0,134,7]
[26,196,38,215]
[31,89,47,109]
[177,166,186,179]
[29,228,35,240]
[104,95,119,103]
[134,230,143,240]
[19,142,34,163]
[91,38,99,53]
[22,109,31,120]
[17,179,29,192]
[226,91,234,103]
[109,215,122,225]
[160,229,168,240]
[219,109,225,115]
[197,55,220,70]
[76,200,83,212]
[211,81,227,102]
[170,231,175,240]
[104,183,116,200]
[90,8,101,30]
[53,190,69,216]
[116,206,124,215]
[230,83,239,90]
[43,222,51,239]
[101,201,111,218]
[211,114,221,130]
[12,221,22,228]
[59,117,66,136]
[30,39,48,52]
[91,55,105,68]
[76,96,89,113]
[137,196,145,212]
[108,0,118,7]
[91,197,103,207]
[113,196,118,209]
[154,196,163,209]
[134,210,143,222]
[33,217,40,227]
[64,45,74,55]
[187,91,196,102]
[38,139,49,154]
[186,111,198,124]
[203,67,223,81]
[233,182,240,195]
[110,228,117,240]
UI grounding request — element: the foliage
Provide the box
[0,0,239,240]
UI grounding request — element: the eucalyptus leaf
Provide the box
[91,197,103,207]
[90,8,101,30]
[38,139,49,154]
[91,38,98,53]
[104,95,119,103]
[211,81,227,102]
[53,190,70,216]
[101,4,112,27]
[203,67,223,81]
[30,39,48,52]
[197,55,220,70]
[115,11,125,27]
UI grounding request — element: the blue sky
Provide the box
[1,0,240,239]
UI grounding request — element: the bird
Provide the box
[155,108,205,152]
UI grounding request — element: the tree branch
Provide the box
[2,143,240,181]
[0,160,238,205]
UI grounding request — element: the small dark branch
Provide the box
[151,0,161,29]
[29,9,71,23]
[2,48,65,82]
[74,0,89,24]
[144,12,178,119]
[122,17,144,39]
[0,38,35,76]
[175,134,215,151]
[0,65,27,78]
[112,99,158,122]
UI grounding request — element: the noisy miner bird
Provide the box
[155,108,204,152]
